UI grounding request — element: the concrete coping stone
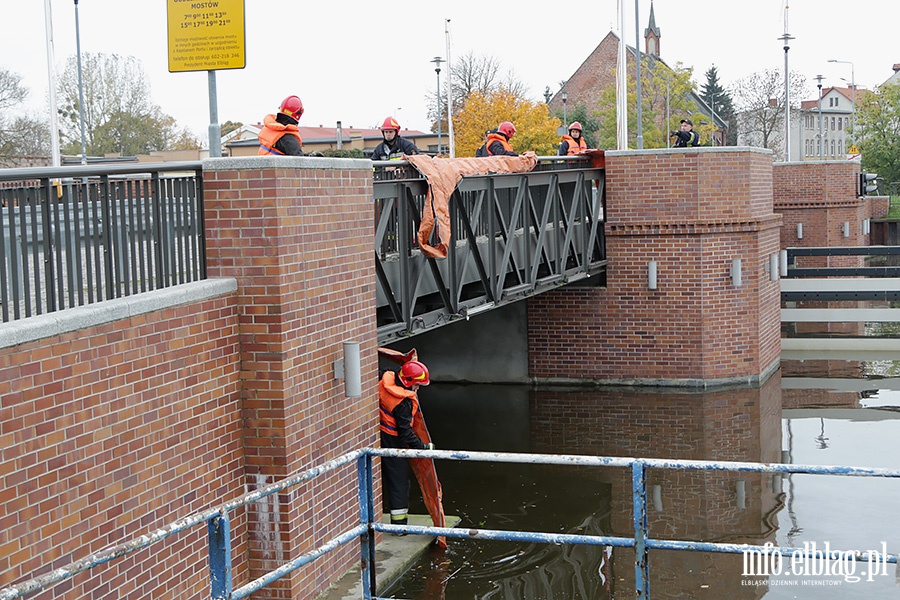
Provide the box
[605,146,773,158]
[0,278,237,349]
[202,156,373,171]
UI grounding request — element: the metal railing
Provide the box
[373,156,607,344]
[0,162,205,322]
[782,246,900,301]
[1,448,896,600]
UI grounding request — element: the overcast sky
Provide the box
[2,0,897,143]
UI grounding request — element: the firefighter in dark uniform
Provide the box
[476,121,518,156]
[371,117,419,161]
[378,360,433,529]
[671,118,700,147]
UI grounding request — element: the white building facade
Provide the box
[797,87,855,161]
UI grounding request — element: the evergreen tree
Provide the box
[701,66,736,145]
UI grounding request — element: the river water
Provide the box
[382,350,900,599]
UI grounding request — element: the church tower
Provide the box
[644,0,661,57]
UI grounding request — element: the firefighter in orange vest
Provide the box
[558,121,588,156]
[379,360,434,530]
[476,121,518,156]
[258,95,304,156]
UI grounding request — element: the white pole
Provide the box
[445,18,455,158]
[74,0,88,165]
[633,0,643,149]
[44,0,61,167]
[779,3,793,162]
[616,0,628,150]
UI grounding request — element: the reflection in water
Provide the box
[384,375,783,599]
[384,360,899,599]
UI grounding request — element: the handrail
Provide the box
[0,161,204,182]
[1,162,206,321]
[1,448,897,600]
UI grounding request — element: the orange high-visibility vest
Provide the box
[257,114,302,155]
[379,371,420,436]
[484,132,514,155]
[561,134,587,155]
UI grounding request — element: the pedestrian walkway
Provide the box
[315,514,461,600]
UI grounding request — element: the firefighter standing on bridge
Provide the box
[476,121,519,157]
[371,117,419,161]
[258,95,304,156]
[671,118,700,147]
[558,121,588,155]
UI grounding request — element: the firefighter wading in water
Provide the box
[378,360,434,530]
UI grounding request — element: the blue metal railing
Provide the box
[1,449,897,600]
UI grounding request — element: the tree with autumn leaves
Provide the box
[454,88,561,157]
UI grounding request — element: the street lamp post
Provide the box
[815,74,824,159]
[431,56,444,155]
[778,30,795,161]
[74,0,88,165]
[828,59,855,144]
[562,91,568,127]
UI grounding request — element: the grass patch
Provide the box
[887,196,900,219]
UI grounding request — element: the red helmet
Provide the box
[279,95,304,121]
[498,121,516,138]
[568,121,583,133]
[399,361,430,387]
[381,117,401,131]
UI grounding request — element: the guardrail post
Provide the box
[358,452,376,599]
[632,460,650,599]
[208,511,232,600]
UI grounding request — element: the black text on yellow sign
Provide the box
[167,0,246,73]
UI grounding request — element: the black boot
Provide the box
[390,515,408,536]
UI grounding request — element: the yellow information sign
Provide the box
[167,0,245,72]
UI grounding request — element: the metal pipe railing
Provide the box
[1,447,897,600]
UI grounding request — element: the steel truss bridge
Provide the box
[0,158,606,336]
[373,156,607,344]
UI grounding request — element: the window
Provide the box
[838,140,843,154]
[831,139,836,155]
[838,118,843,130]
[831,117,836,130]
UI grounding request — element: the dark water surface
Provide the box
[382,360,900,599]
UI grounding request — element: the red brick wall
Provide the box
[529,149,782,384]
[1,158,381,600]
[203,158,379,599]
[773,162,870,268]
[547,32,620,116]
[0,293,246,600]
